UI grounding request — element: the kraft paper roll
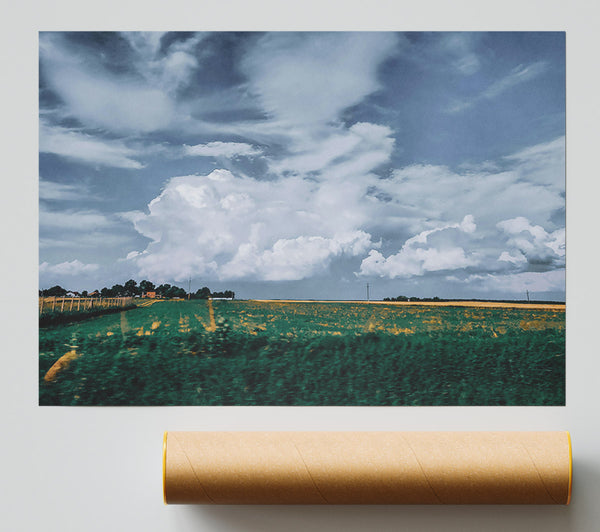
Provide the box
[163,431,572,505]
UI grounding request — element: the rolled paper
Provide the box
[163,431,572,505]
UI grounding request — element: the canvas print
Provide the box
[39,32,565,406]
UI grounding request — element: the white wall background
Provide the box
[2,1,599,530]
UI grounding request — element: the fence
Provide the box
[39,297,135,316]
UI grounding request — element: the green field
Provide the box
[39,299,565,406]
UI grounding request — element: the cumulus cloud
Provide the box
[121,38,403,285]
[125,169,378,281]
[359,215,478,278]
[183,141,262,158]
[40,123,144,169]
[497,216,565,268]
[124,134,564,290]
[39,259,99,275]
[355,137,564,286]
[221,232,373,281]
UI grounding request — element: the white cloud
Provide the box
[183,141,262,158]
[241,32,399,127]
[124,136,564,285]
[371,137,564,232]
[40,232,136,250]
[359,215,478,278]
[498,251,527,265]
[40,34,176,133]
[39,178,88,201]
[39,260,99,276]
[121,32,165,60]
[125,169,378,282]
[40,123,143,169]
[221,232,373,281]
[497,216,565,267]
[40,208,114,230]
[220,33,401,189]
[121,32,209,94]
[270,122,395,180]
[448,61,547,113]
[464,269,565,294]
[435,33,481,75]
[357,137,563,281]
[504,136,565,188]
[483,61,547,100]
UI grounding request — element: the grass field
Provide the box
[39,299,565,406]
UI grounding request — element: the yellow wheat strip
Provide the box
[44,349,80,382]
[206,298,217,332]
[250,300,565,311]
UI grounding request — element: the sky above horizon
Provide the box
[39,32,565,300]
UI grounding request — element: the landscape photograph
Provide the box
[39,31,565,406]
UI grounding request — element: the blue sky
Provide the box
[39,32,565,300]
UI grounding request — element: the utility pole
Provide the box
[188,277,192,300]
[526,289,530,303]
[366,283,370,302]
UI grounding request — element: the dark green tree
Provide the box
[166,286,186,299]
[194,286,211,299]
[156,284,171,297]
[124,279,139,296]
[111,284,125,297]
[43,285,67,297]
[139,280,155,294]
[100,287,112,298]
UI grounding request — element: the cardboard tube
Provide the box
[163,431,572,505]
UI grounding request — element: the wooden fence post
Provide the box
[52,297,56,312]
[40,298,44,315]
[69,298,74,311]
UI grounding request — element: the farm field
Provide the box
[39,299,565,406]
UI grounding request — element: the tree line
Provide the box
[39,279,235,300]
